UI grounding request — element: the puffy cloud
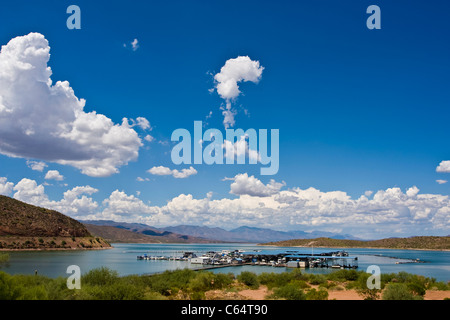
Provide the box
[13,178,48,205]
[101,190,156,218]
[223,135,260,163]
[130,117,151,131]
[212,56,264,128]
[147,166,197,179]
[406,186,419,198]
[2,174,449,239]
[26,160,47,172]
[44,170,64,181]
[51,186,99,217]
[0,177,14,196]
[227,173,285,197]
[144,135,154,142]
[131,39,139,51]
[11,178,98,217]
[123,38,139,51]
[0,33,145,177]
[436,161,450,173]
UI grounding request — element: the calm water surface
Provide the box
[1,243,449,281]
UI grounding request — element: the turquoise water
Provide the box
[1,243,449,282]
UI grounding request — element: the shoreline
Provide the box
[259,244,450,252]
[0,246,112,252]
[2,241,449,252]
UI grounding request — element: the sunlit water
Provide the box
[1,243,448,281]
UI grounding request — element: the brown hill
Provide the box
[263,236,450,250]
[84,222,223,244]
[0,195,110,250]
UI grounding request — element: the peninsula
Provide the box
[0,195,110,250]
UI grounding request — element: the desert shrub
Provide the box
[81,267,119,286]
[0,271,21,299]
[143,289,168,300]
[305,288,328,300]
[407,282,426,296]
[427,280,449,291]
[237,271,260,289]
[189,272,215,293]
[290,279,311,289]
[382,283,423,300]
[319,281,337,290]
[148,269,196,295]
[212,273,234,289]
[17,285,48,300]
[258,272,288,289]
[271,283,306,300]
[0,252,9,263]
[327,269,360,282]
[308,274,327,285]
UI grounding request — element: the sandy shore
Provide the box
[237,286,450,300]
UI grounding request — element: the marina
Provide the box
[2,243,448,281]
[137,248,359,270]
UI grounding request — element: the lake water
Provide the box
[1,243,449,282]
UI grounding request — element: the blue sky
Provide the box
[0,1,449,238]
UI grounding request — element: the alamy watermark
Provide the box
[66,265,81,290]
[171,121,279,175]
[366,265,381,289]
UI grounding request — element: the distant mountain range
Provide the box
[163,225,357,243]
[81,220,222,244]
[80,220,357,243]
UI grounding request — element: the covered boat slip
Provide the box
[137,248,358,269]
[228,249,358,269]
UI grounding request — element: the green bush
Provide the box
[407,282,426,296]
[271,283,306,300]
[237,271,260,289]
[327,269,360,282]
[82,267,119,286]
[305,288,328,300]
[0,252,9,263]
[81,281,145,300]
[308,274,326,285]
[382,283,423,300]
[0,271,20,299]
[189,272,215,293]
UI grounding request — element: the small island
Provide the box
[0,195,110,250]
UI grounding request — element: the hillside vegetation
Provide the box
[0,267,448,300]
[263,236,450,250]
[0,195,110,250]
[83,221,222,244]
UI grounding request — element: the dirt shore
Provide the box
[237,286,450,300]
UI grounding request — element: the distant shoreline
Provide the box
[259,244,450,252]
[0,246,112,252]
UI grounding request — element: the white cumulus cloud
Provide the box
[44,170,64,181]
[436,161,450,173]
[0,177,14,196]
[212,56,264,128]
[147,166,197,179]
[0,33,146,177]
[26,160,47,172]
[227,173,285,197]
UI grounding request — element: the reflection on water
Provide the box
[1,243,449,281]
